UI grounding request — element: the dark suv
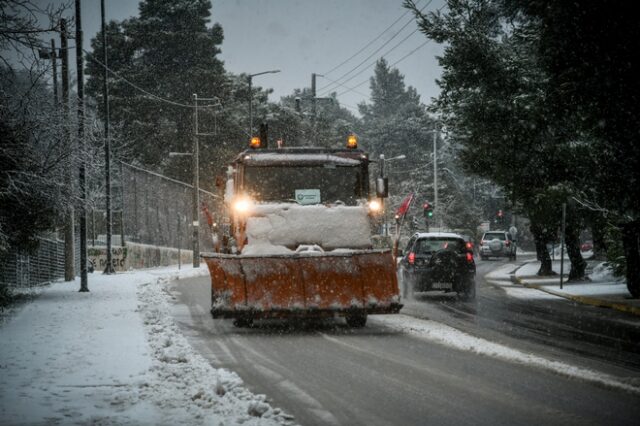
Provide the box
[398,232,476,300]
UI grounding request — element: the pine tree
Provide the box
[85,0,227,183]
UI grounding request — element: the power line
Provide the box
[336,40,430,98]
[84,48,193,108]
[316,74,369,98]
[317,0,433,95]
[321,1,419,77]
[84,49,253,138]
[321,29,427,99]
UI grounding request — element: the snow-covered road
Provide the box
[3,260,640,425]
[168,266,640,426]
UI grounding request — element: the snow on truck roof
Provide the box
[236,148,367,166]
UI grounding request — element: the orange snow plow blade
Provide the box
[203,250,402,319]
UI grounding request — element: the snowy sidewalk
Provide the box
[0,266,293,425]
[513,260,640,317]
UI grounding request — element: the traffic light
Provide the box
[423,202,434,218]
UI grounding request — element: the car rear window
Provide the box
[483,233,506,240]
[414,238,463,254]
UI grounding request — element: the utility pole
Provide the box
[311,73,317,144]
[101,0,114,274]
[39,40,59,103]
[120,161,126,248]
[432,123,439,230]
[248,76,253,137]
[51,39,58,104]
[76,0,89,291]
[192,94,200,268]
[61,18,75,282]
[560,202,566,289]
[379,154,386,236]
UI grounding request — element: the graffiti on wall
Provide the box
[88,246,128,272]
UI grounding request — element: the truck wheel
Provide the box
[233,317,254,328]
[345,313,367,328]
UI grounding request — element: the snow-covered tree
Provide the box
[406,0,589,277]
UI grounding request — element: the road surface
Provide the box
[167,257,640,425]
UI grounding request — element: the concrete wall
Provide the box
[88,243,193,271]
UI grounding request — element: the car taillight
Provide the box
[466,242,473,250]
[466,252,474,263]
[408,252,415,265]
[505,240,510,246]
[480,240,486,246]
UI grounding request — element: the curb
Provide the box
[511,275,640,317]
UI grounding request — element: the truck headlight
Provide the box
[233,197,252,214]
[368,199,382,213]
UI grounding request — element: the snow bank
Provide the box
[0,266,294,425]
[376,315,640,394]
[136,273,294,425]
[589,262,620,282]
[243,204,371,255]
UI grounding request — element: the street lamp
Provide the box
[379,154,406,236]
[426,123,440,229]
[248,69,281,137]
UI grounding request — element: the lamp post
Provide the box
[248,70,280,137]
[171,95,221,268]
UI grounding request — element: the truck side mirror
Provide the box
[376,177,388,198]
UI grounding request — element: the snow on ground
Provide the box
[589,261,621,282]
[375,314,640,394]
[484,263,519,281]
[515,260,633,299]
[516,260,562,277]
[500,286,562,300]
[0,266,294,425]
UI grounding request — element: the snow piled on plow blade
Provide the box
[243,204,372,254]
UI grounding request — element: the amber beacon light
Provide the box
[347,134,358,149]
[250,136,261,149]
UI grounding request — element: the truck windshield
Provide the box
[243,165,365,205]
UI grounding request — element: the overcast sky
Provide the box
[45,0,445,115]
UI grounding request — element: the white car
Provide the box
[479,231,516,260]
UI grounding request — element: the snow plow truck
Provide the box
[203,135,402,327]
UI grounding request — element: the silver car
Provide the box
[479,231,516,260]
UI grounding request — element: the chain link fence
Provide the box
[0,235,78,288]
[1,162,221,288]
[118,161,220,252]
